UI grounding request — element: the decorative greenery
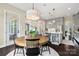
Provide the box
[29,29,36,37]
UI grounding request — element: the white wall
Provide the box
[73,13,79,31]
[0,9,5,47]
[64,16,74,32]
[0,4,26,47]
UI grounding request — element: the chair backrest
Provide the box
[26,39,39,48]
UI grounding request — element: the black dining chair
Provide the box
[13,37,25,56]
[26,39,40,56]
[40,42,51,55]
[40,35,51,55]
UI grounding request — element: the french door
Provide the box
[5,11,20,46]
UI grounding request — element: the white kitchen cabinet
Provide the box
[47,32,62,45]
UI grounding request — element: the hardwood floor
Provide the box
[0,45,14,56]
[48,42,79,56]
[0,42,79,56]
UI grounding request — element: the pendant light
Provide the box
[49,8,56,23]
[26,3,40,20]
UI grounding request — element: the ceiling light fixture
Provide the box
[26,3,40,20]
[52,8,55,23]
[49,8,56,23]
[52,20,55,23]
[68,8,71,10]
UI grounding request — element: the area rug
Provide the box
[7,47,59,56]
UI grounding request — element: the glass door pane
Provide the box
[6,11,19,45]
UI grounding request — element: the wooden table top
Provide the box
[15,36,48,47]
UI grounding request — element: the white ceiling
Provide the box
[9,3,79,20]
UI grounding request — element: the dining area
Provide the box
[13,35,51,56]
[1,3,79,56]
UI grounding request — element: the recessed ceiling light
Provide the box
[52,20,55,23]
[68,8,71,10]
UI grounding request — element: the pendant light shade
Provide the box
[26,3,40,20]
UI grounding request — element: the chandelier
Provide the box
[26,3,40,20]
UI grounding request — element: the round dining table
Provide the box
[15,36,49,47]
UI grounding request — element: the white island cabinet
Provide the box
[47,32,62,45]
